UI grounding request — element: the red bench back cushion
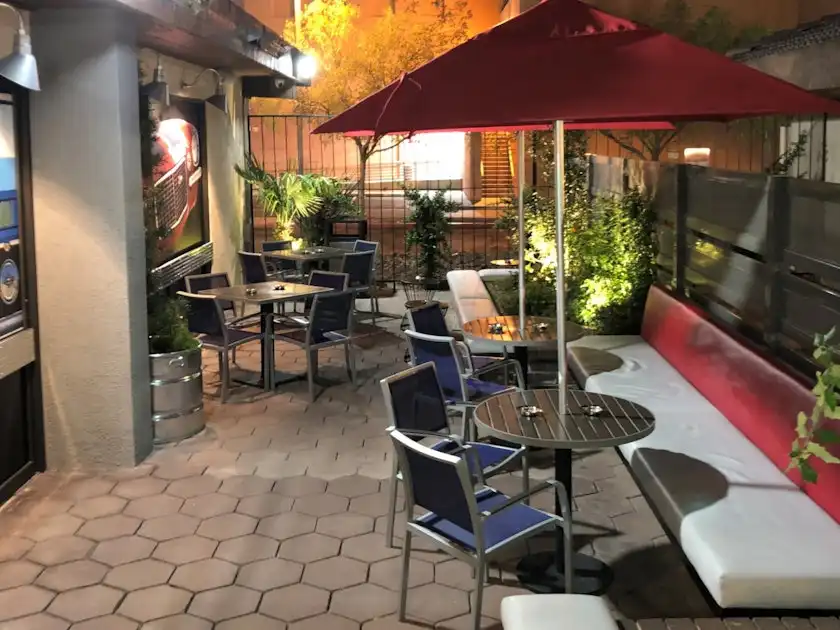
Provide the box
[641,285,840,525]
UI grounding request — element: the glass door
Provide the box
[0,84,42,504]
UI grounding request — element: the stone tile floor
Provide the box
[0,319,714,629]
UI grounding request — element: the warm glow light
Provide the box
[291,239,304,251]
[157,119,190,164]
[684,147,711,167]
[298,55,317,81]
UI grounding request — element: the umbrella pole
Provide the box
[517,131,526,338]
[553,120,567,410]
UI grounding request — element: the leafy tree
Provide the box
[281,0,471,207]
[600,0,767,160]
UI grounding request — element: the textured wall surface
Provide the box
[30,8,151,470]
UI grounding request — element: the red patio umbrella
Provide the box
[313,0,840,601]
[314,0,840,136]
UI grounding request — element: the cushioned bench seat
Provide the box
[501,594,618,630]
[569,287,840,611]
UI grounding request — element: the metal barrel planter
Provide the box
[150,345,205,444]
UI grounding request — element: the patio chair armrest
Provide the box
[480,479,571,523]
[472,358,525,389]
[454,340,474,371]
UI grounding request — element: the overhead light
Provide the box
[0,3,39,91]
[297,54,317,82]
[182,68,228,114]
[144,58,170,106]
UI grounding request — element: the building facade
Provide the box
[0,0,305,504]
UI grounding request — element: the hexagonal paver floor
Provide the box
[0,325,712,628]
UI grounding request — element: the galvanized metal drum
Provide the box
[150,345,205,444]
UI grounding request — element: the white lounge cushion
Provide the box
[586,340,840,610]
[500,594,618,630]
[447,270,505,356]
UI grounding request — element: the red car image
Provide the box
[152,117,203,258]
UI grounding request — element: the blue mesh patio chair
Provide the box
[408,302,505,371]
[380,362,530,548]
[340,250,376,322]
[185,272,262,365]
[388,427,572,630]
[178,292,264,403]
[403,329,524,440]
[282,270,349,327]
[261,240,301,280]
[273,289,356,402]
[238,251,270,284]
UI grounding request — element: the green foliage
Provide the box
[298,176,363,245]
[767,131,809,176]
[140,83,199,355]
[236,154,322,240]
[404,188,458,281]
[494,131,657,334]
[789,328,840,484]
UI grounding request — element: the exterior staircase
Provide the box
[480,132,514,200]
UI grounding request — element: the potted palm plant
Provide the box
[235,154,322,241]
[141,86,204,444]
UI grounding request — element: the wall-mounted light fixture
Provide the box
[0,3,39,91]
[296,54,317,83]
[182,68,228,114]
[143,57,170,106]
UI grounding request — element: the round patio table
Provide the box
[473,388,655,595]
[461,315,585,387]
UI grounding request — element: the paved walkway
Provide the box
[0,324,713,629]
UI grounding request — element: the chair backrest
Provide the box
[308,290,355,345]
[239,251,268,284]
[353,239,378,253]
[408,302,450,337]
[388,428,481,536]
[262,240,293,252]
[404,330,468,403]
[380,363,450,434]
[309,270,350,292]
[185,273,235,315]
[177,292,225,339]
[446,269,500,326]
[341,251,375,289]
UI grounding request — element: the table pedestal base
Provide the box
[516,551,612,595]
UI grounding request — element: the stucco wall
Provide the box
[138,51,247,284]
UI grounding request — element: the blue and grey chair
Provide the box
[381,363,530,548]
[238,251,271,284]
[407,302,505,371]
[283,270,349,326]
[178,292,264,403]
[388,427,572,630]
[273,289,356,402]
[261,240,301,280]
[403,329,524,440]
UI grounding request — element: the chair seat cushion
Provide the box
[465,378,510,401]
[586,340,840,610]
[416,488,553,553]
[500,594,618,630]
[433,441,520,472]
[199,328,260,349]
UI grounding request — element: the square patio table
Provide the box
[200,281,333,391]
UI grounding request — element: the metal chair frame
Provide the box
[388,427,573,630]
[273,289,357,401]
[380,362,530,548]
[177,291,265,403]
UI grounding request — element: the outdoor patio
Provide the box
[0,311,723,630]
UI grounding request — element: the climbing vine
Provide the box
[790,328,840,484]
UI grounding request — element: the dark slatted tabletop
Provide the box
[474,388,655,449]
[461,316,586,347]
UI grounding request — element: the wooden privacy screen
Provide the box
[590,158,840,378]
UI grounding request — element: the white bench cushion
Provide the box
[501,595,617,630]
[584,339,840,610]
[447,270,504,355]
